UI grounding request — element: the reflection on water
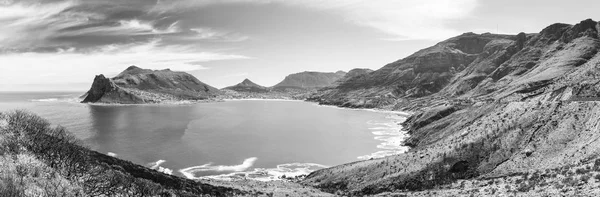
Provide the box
[0,94,408,180]
[87,105,194,168]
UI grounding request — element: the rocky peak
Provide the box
[82,74,118,103]
[561,18,599,42]
[82,66,220,103]
[516,32,527,50]
[241,78,253,84]
[536,23,572,44]
[223,78,269,93]
[126,65,141,71]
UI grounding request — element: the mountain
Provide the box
[82,66,220,104]
[330,68,373,86]
[303,19,600,196]
[223,78,270,93]
[272,71,346,91]
[310,32,521,108]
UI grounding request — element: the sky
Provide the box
[0,0,599,91]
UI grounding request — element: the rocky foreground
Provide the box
[303,19,600,196]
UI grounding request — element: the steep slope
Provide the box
[310,33,520,109]
[330,68,373,86]
[272,71,346,91]
[303,19,600,196]
[223,78,270,93]
[82,66,220,104]
[0,110,242,196]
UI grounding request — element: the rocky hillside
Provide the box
[223,78,270,93]
[303,19,600,196]
[82,66,220,104]
[330,68,373,87]
[272,71,346,91]
[0,110,243,196]
[309,32,521,109]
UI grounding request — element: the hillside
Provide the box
[272,71,346,91]
[309,32,520,109]
[0,110,335,197]
[82,66,221,104]
[330,68,373,87]
[303,19,600,196]
[223,79,270,93]
[0,110,242,196]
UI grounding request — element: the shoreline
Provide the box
[32,95,413,117]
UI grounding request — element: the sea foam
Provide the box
[30,97,82,103]
[178,157,328,181]
[179,157,258,179]
[148,160,173,175]
[358,114,409,160]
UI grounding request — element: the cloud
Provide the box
[179,157,258,179]
[190,28,249,42]
[152,0,478,40]
[0,0,248,51]
[0,39,250,86]
[59,19,182,38]
[0,0,79,48]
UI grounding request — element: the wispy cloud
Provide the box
[0,0,79,48]
[0,0,249,51]
[152,0,477,40]
[0,39,250,85]
[190,27,249,42]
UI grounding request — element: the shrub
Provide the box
[0,176,25,197]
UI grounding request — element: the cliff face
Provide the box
[223,79,270,93]
[272,71,346,91]
[82,66,220,104]
[303,19,600,195]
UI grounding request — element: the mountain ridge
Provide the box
[303,18,600,196]
[272,71,347,91]
[82,66,221,104]
[223,78,270,93]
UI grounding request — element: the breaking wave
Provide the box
[178,157,327,181]
[30,97,82,103]
[358,114,410,160]
[179,157,258,179]
[148,160,173,175]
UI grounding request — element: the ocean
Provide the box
[0,92,408,180]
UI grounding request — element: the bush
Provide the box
[0,176,25,197]
[0,110,240,196]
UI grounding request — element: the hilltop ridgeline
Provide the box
[82,66,221,104]
[272,71,346,91]
[223,78,270,93]
[303,19,600,196]
[221,71,352,100]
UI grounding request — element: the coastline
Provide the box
[29,95,414,181]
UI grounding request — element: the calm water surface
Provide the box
[0,92,407,180]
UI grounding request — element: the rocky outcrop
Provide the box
[223,79,270,93]
[303,19,600,196]
[311,32,519,109]
[82,66,220,104]
[272,71,346,91]
[330,68,373,87]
